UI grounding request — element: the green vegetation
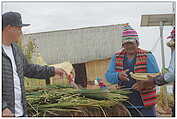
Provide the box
[26,85,131,117]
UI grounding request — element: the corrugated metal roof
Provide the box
[23,24,123,65]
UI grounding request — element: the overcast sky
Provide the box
[2,1,175,69]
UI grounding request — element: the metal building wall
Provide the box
[24,24,123,65]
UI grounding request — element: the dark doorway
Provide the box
[73,63,87,88]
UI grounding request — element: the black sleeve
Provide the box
[23,54,55,79]
[15,43,56,79]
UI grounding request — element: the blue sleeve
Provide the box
[147,53,160,73]
[105,54,119,84]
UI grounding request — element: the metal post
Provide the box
[160,21,168,110]
[172,2,176,27]
[159,21,166,70]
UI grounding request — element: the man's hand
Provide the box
[147,74,167,86]
[132,80,155,91]
[132,81,144,91]
[2,108,14,117]
[119,69,129,81]
[54,68,67,78]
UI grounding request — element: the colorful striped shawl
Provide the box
[115,48,157,107]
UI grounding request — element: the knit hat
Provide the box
[122,23,139,44]
[167,27,175,40]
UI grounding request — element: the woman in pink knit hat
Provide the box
[105,23,160,117]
